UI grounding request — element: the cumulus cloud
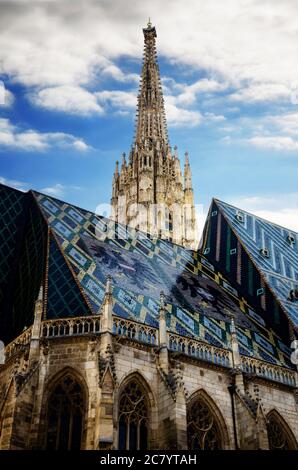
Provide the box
[166,79,228,106]
[266,112,298,136]
[204,112,225,122]
[164,96,202,127]
[30,85,104,115]
[0,118,91,152]
[247,136,298,151]
[229,83,290,103]
[96,90,137,110]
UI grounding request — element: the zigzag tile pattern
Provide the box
[216,200,298,328]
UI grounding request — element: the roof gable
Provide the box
[214,199,298,331]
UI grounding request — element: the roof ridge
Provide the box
[214,198,298,235]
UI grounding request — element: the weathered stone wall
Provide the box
[0,335,297,450]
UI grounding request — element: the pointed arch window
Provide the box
[118,380,148,450]
[46,374,84,450]
[187,397,222,450]
[267,412,297,450]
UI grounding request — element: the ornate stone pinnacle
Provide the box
[105,275,112,294]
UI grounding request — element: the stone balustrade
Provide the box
[240,356,297,386]
[112,316,158,345]
[5,326,33,360]
[42,316,101,338]
[168,332,231,368]
[3,315,297,388]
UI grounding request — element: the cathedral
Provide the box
[0,23,297,451]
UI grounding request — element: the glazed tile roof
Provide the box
[215,199,298,330]
[35,190,294,368]
[0,183,294,369]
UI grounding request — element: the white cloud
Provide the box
[30,85,104,115]
[204,112,225,122]
[102,64,139,83]
[170,79,227,106]
[40,183,65,197]
[40,183,83,197]
[266,112,298,136]
[96,90,137,110]
[229,83,290,103]
[248,136,298,151]
[164,97,202,127]
[0,118,91,152]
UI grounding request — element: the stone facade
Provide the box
[110,22,197,249]
[0,290,297,450]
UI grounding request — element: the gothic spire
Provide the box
[134,21,169,152]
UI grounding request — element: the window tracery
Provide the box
[118,380,148,450]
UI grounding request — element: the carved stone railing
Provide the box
[112,317,158,346]
[240,356,296,386]
[168,332,231,368]
[42,316,101,338]
[5,326,33,360]
[3,316,297,388]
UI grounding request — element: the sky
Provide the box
[0,0,298,239]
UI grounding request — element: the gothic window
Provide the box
[187,397,222,450]
[267,412,296,450]
[118,380,149,450]
[46,374,84,450]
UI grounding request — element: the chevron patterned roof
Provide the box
[215,199,298,331]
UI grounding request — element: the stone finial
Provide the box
[185,151,189,165]
[105,275,113,295]
[226,310,236,333]
[101,276,113,334]
[121,153,126,170]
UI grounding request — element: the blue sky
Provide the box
[1,0,298,237]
